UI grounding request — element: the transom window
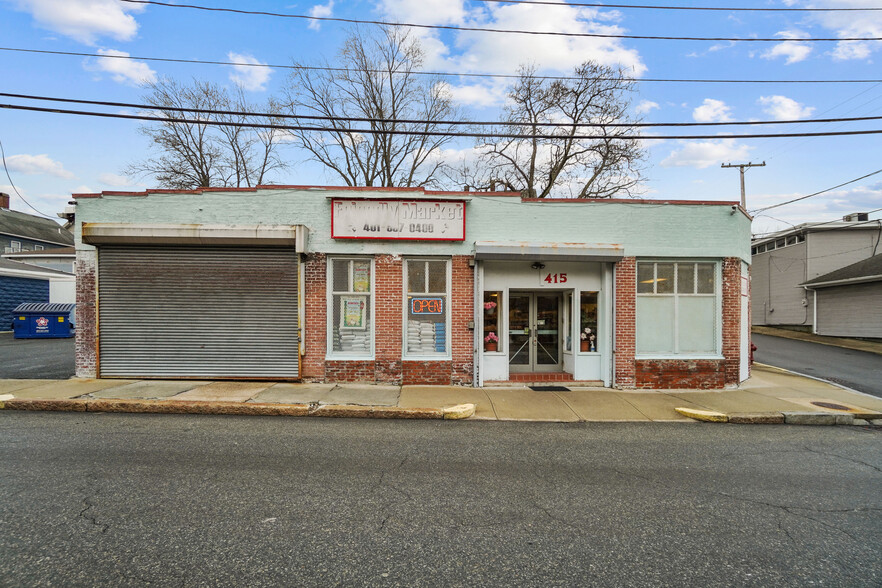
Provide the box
[404,259,449,357]
[636,261,718,356]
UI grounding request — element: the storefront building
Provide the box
[73,187,751,389]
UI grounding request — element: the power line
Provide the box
[6,92,882,129]
[750,168,882,214]
[476,0,882,12]
[4,102,882,140]
[4,47,881,86]
[117,0,882,42]
[0,137,55,218]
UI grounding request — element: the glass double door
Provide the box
[509,292,561,373]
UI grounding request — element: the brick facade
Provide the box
[74,251,97,378]
[301,253,474,385]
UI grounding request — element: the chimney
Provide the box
[0,192,9,209]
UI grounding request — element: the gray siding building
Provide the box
[801,254,882,338]
[751,217,882,336]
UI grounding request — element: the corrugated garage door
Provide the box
[98,246,299,379]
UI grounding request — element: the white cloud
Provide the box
[453,5,646,77]
[227,52,272,92]
[446,82,506,108]
[86,49,156,85]
[379,0,466,26]
[13,0,145,45]
[660,140,752,169]
[307,1,334,31]
[758,95,815,120]
[805,0,882,61]
[750,182,882,235]
[832,41,872,61]
[5,154,75,179]
[761,30,812,64]
[693,99,733,123]
[98,173,134,187]
[635,100,660,115]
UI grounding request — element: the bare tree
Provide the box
[125,78,288,189]
[475,62,644,198]
[283,26,463,188]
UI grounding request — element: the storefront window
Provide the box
[329,258,372,356]
[483,291,501,352]
[580,292,598,352]
[636,261,718,355]
[405,259,449,356]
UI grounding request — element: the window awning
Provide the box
[474,241,623,262]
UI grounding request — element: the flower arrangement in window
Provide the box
[580,327,596,352]
[483,301,497,310]
[484,331,499,352]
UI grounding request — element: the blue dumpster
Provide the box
[12,303,76,339]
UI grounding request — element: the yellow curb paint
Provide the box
[675,407,728,423]
[443,403,476,420]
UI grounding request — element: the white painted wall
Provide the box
[49,278,75,303]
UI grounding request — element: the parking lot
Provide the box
[0,332,75,379]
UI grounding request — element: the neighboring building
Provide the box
[0,258,75,331]
[801,253,882,338]
[0,193,74,253]
[2,246,75,273]
[72,187,752,389]
[751,216,882,331]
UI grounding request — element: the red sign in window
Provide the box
[411,298,443,315]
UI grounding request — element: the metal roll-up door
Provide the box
[98,246,299,379]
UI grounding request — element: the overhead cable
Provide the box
[116,0,882,42]
[6,92,882,129]
[4,102,882,140]
[751,168,882,213]
[476,0,882,12]
[4,47,881,85]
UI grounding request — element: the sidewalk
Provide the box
[2,364,881,424]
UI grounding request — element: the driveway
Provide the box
[752,332,882,398]
[0,332,75,379]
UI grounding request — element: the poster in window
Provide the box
[340,296,367,329]
[352,261,370,292]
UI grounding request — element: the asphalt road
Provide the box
[0,331,76,379]
[1,413,880,587]
[753,333,882,398]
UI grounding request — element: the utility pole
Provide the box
[721,161,765,208]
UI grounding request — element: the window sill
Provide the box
[326,355,375,362]
[403,355,452,361]
[635,354,724,361]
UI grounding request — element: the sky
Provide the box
[1,0,881,237]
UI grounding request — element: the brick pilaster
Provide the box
[450,255,474,385]
[75,250,97,378]
[721,257,742,386]
[301,252,327,381]
[614,257,637,389]
[374,254,403,384]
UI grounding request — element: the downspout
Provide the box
[611,262,617,388]
[473,258,480,387]
[804,285,818,335]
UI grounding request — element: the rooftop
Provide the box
[0,208,74,247]
[802,253,882,288]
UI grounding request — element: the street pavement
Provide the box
[753,332,882,398]
[1,413,880,587]
[0,331,74,379]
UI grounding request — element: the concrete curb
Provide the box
[675,406,880,426]
[0,398,447,420]
[674,408,728,422]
